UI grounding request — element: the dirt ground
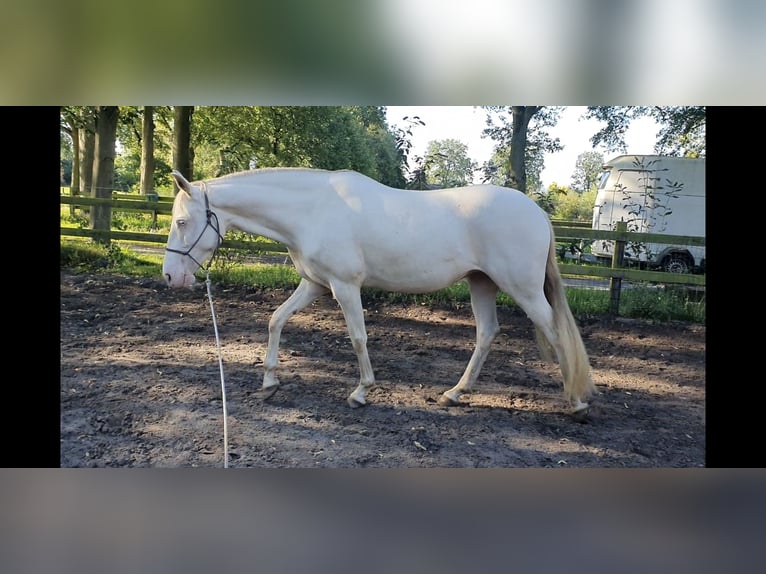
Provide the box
[60,268,705,468]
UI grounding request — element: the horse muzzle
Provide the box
[164,271,197,288]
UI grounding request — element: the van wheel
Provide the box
[663,254,692,274]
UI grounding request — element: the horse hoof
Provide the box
[572,406,591,423]
[347,397,366,409]
[255,385,280,401]
[437,395,459,407]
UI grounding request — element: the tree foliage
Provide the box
[391,115,424,171]
[585,106,705,157]
[480,106,563,193]
[60,106,97,197]
[529,182,596,222]
[423,138,477,188]
[552,186,598,222]
[476,106,704,197]
[61,106,408,196]
[190,106,405,186]
[570,151,604,193]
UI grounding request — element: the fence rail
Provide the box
[60,194,705,313]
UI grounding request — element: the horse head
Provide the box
[162,170,224,288]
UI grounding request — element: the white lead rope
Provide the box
[205,271,229,468]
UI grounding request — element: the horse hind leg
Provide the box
[516,291,593,416]
[259,278,329,400]
[439,272,500,406]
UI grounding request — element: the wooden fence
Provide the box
[60,193,705,314]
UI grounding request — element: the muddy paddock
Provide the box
[60,269,705,467]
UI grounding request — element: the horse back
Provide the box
[298,175,551,291]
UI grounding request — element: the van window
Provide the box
[598,170,611,189]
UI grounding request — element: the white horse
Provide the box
[163,168,595,416]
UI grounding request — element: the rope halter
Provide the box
[165,183,225,273]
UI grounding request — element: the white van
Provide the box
[590,155,705,274]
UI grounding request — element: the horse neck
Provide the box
[207,175,319,246]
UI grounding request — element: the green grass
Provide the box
[60,239,164,276]
[619,283,705,323]
[62,205,172,233]
[208,261,301,289]
[60,238,705,324]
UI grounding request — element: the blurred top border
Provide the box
[3,0,764,105]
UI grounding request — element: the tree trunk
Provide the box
[172,106,194,191]
[70,126,80,194]
[507,106,539,194]
[140,106,155,195]
[90,106,119,244]
[79,108,96,200]
[70,125,80,216]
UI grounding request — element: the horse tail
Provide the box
[535,222,595,407]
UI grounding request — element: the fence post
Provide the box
[608,220,627,316]
[146,192,159,229]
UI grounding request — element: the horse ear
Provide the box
[171,170,193,196]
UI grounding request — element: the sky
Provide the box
[385,106,660,188]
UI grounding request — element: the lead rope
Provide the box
[204,269,229,468]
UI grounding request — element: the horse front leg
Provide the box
[330,282,375,408]
[258,278,328,400]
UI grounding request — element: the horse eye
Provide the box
[176,219,186,227]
